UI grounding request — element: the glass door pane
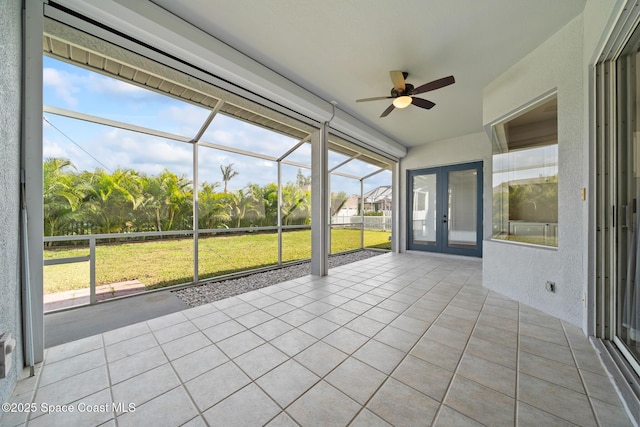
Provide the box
[411,173,437,247]
[616,40,640,368]
[447,169,478,250]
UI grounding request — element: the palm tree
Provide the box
[281,182,311,225]
[83,168,144,233]
[226,188,259,228]
[248,182,278,225]
[198,181,231,229]
[140,170,193,231]
[43,158,84,237]
[220,163,239,193]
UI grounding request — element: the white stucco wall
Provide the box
[481,0,626,329]
[483,14,585,327]
[399,131,492,252]
[0,0,23,406]
[482,0,622,330]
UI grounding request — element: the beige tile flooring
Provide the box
[2,252,635,426]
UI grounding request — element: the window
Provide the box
[491,96,558,247]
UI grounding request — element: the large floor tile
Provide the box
[519,351,584,393]
[457,353,516,397]
[367,378,440,427]
[325,357,388,404]
[322,327,369,354]
[109,346,168,384]
[185,361,251,412]
[518,372,596,427]
[444,375,515,427]
[410,336,463,372]
[216,330,265,358]
[287,381,361,426]
[33,366,109,407]
[117,386,198,427]
[294,341,348,377]
[392,354,453,402]
[432,405,483,427]
[111,364,180,412]
[203,383,280,427]
[353,339,405,374]
[234,343,289,379]
[28,389,114,427]
[257,359,320,408]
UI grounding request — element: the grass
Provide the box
[43,229,391,294]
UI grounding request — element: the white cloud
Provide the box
[42,140,67,159]
[43,67,80,108]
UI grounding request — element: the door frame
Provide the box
[407,161,483,257]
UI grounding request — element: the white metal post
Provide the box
[23,0,45,363]
[193,142,199,283]
[191,104,219,283]
[89,238,96,304]
[277,160,283,265]
[311,126,328,276]
[360,179,365,249]
[392,160,401,253]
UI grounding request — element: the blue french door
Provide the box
[408,162,483,256]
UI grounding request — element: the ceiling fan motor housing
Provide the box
[391,83,414,97]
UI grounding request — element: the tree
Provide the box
[140,170,193,231]
[281,182,311,225]
[296,168,311,188]
[198,181,230,229]
[248,182,278,225]
[43,158,84,237]
[220,163,239,193]
[226,188,259,228]
[331,191,349,216]
[83,168,144,233]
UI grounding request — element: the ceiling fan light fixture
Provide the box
[392,96,412,109]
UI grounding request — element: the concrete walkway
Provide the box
[44,280,148,311]
[44,290,188,348]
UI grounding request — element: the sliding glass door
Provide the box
[597,19,640,376]
[613,30,640,371]
[408,162,482,256]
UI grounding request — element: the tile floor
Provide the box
[2,252,635,426]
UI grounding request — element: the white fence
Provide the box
[331,215,392,231]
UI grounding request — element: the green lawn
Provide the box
[43,229,391,294]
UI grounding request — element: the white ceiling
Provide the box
[150,0,586,149]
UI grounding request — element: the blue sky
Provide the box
[42,56,391,195]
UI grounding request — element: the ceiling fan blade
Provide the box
[380,104,395,118]
[389,70,406,93]
[410,75,455,95]
[411,97,436,109]
[356,96,393,103]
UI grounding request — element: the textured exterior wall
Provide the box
[482,0,622,330]
[399,132,492,252]
[483,15,586,327]
[0,0,23,405]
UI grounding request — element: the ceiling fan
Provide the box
[356,71,455,117]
